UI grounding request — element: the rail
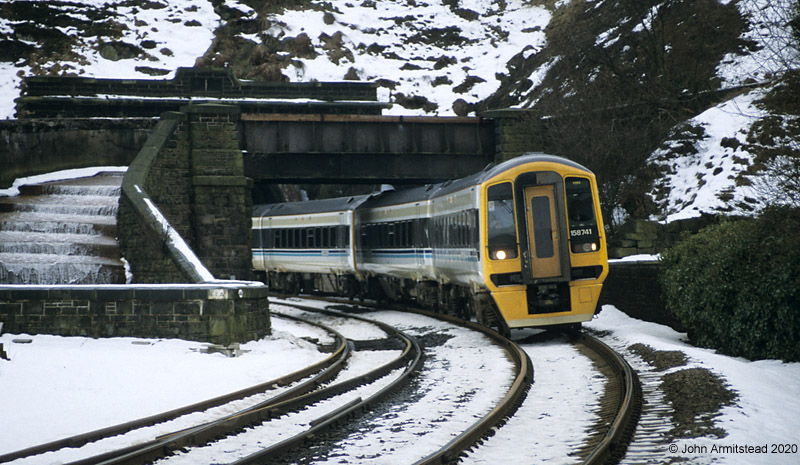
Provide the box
[60,305,419,465]
[577,333,642,465]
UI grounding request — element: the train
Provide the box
[251,153,608,334]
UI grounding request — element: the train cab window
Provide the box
[565,177,600,253]
[487,182,519,260]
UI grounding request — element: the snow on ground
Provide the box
[0,0,551,119]
[648,89,767,222]
[588,306,800,465]
[648,0,799,222]
[464,335,604,464]
[271,0,550,116]
[1,304,798,463]
[717,0,798,88]
[0,316,329,455]
[0,0,219,119]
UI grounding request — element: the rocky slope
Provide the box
[1,0,798,223]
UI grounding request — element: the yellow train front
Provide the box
[476,154,608,332]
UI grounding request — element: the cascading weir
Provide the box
[0,172,126,284]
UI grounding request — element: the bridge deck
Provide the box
[241,114,496,184]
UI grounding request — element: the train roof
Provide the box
[253,153,592,216]
[363,153,590,207]
[253,193,373,217]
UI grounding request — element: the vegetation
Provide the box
[746,70,800,209]
[659,206,800,362]
[485,0,751,225]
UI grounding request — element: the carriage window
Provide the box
[487,182,518,260]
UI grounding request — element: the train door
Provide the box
[524,185,562,279]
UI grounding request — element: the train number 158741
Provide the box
[570,228,594,237]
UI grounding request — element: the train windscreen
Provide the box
[487,182,519,260]
[565,177,600,253]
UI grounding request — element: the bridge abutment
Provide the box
[185,104,253,281]
[119,104,253,283]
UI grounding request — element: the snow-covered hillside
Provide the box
[1,0,797,221]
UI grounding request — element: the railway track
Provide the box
[3,298,641,465]
[270,297,640,465]
[573,333,642,465]
[0,313,349,464]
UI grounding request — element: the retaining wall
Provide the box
[598,261,684,332]
[0,118,154,189]
[1,104,270,344]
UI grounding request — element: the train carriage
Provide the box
[252,153,608,333]
[252,194,371,294]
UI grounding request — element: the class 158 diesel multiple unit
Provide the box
[252,153,608,334]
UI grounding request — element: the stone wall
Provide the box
[0,285,270,345]
[0,118,154,189]
[598,261,684,332]
[483,108,547,162]
[118,104,253,283]
[607,215,732,258]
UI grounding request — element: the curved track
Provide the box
[272,297,533,465]
[573,333,642,465]
[0,314,349,465]
[3,298,640,465]
[299,297,641,465]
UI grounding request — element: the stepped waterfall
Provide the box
[0,172,126,284]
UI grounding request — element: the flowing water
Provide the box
[0,173,126,284]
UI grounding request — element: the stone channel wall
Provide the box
[0,118,154,189]
[0,286,269,345]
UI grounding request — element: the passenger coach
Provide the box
[252,153,608,334]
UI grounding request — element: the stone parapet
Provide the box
[16,67,387,118]
[0,285,270,345]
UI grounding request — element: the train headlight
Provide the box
[572,242,599,253]
[489,246,517,260]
